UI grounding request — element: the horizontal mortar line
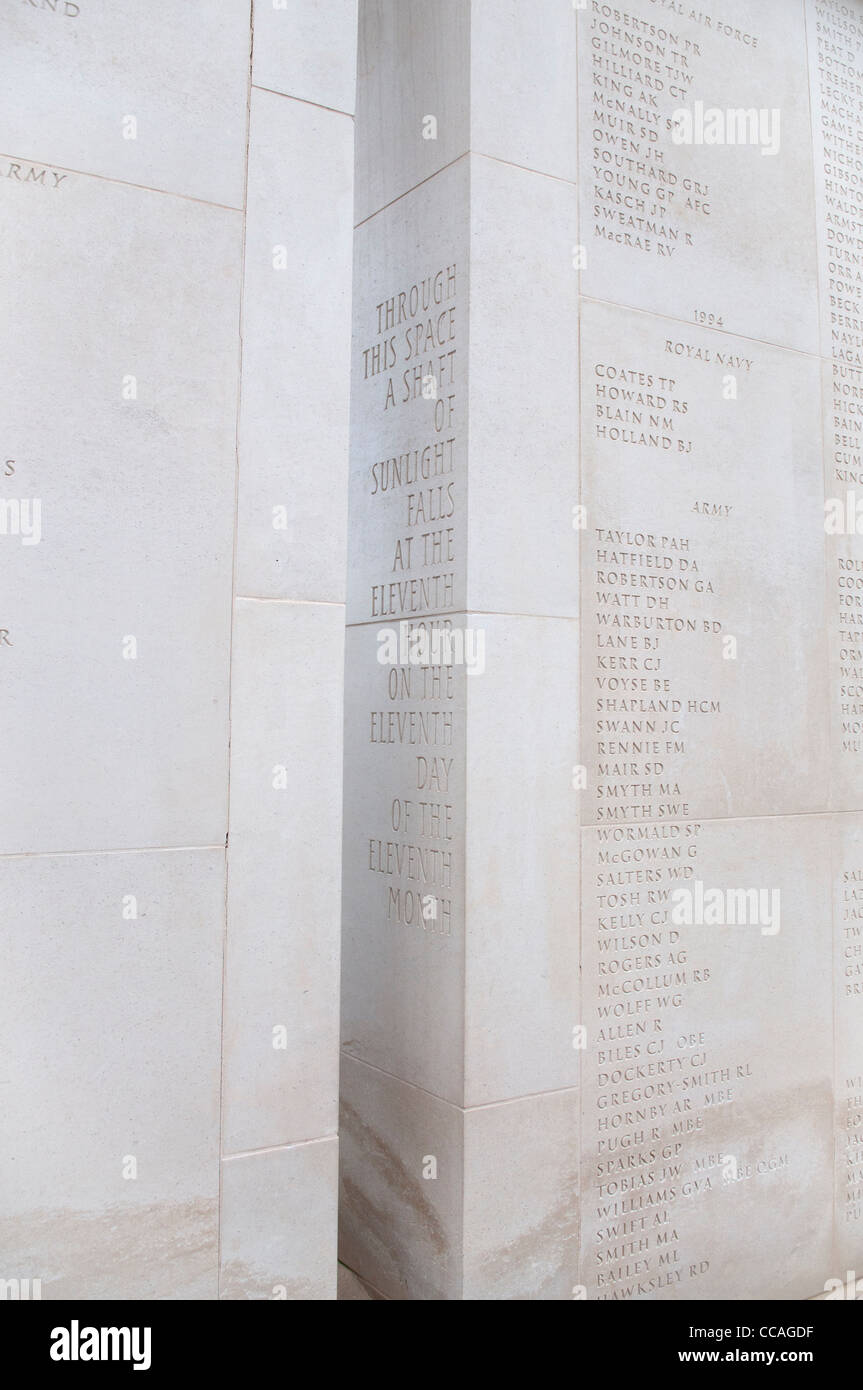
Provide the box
[0,150,244,214]
[251,84,354,119]
[342,1048,578,1115]
[353,146,580,232]
[236,594,345,607]
[471,148,578,189]
[0,843,225,861]
[578,292,822,362]
[438,608,577,622]
[353,168,834,372]
[580,808,860,832]
[346,610,577,629]
[467,1080,580,1113]
[346,611,458,630]
[221,1133,336,1162]
[337,1261,390,1301]
[354,151,470,230]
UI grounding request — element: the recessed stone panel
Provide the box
[580,814,833,1301]
[577,0,819,353]
[807,0,863,363]
[832,813,863,1281]
[823,355,863,813]
[580,298,828,827]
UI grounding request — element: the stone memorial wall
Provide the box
[3,0,863,1306]
[339,0,863,1301]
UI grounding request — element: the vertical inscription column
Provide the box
[808,0,863,1285]
[341,147,471,1299]
[340,0,580,1300]
[578,0,831,1299]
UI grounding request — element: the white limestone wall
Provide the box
[0,0,355,1300]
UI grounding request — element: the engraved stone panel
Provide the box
[823,354,863,812]
[808,0,863,362]
[580,814,833,1300]
[810,1,863,814]
[346,160,468,626]
[580,297,828,826]
[0,0,250,205]
[341,619,467,1103]
[833,813,863,1275]
[342,160,470,1109]
[578,0,819,353]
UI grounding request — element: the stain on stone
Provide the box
[0,1197,218,1299]
[340,1097,448,1258]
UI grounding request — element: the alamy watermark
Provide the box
[0,1276,41,1299]
[50,1321,151,1371]
[826,492,863,534]
[377,620,486,675]
[671,102,781,157]
[0,498,41,545]
[670,881,781,936]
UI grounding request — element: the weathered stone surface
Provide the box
[0,849,224,1299]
